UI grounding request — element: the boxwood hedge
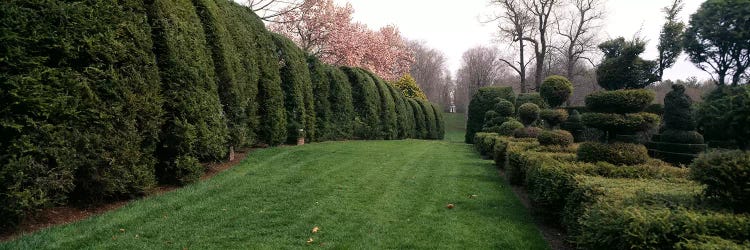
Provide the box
[466,86,515,143]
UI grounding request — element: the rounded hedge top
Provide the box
[540,75,573,108]
[585,89,655,114]
[495,98,515,117]
[518,103,540,126]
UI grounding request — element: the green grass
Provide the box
[2,113,547,249]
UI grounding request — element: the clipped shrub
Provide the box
[494,99,515,117]
[194,0,258,147]
[271,33,315,143]
[474,133,500,156]
[645,103,665,116]
[386,83,410,139]
[663,85,696,131]
[170,156,203,185]
[691,150,750,212]
[539,109,569,128]
[513,127,543,139]
[660,130,705,144]
[326,67,355,139]
[498,119,524,136]
[307,56,332,141]
[675,235,750,250]
[540,75,573,108]
[418,99,438,139]
[585,89,655,114]
[408,98,428,139]
[538,130,574,147]
[431,103,446,139]
[392,74,427,100]
[581,112,660,135]
[466,86,515,143]
[696,85,750,150]
[561,110,585,141]
[343,67,381,139]
[366,72,398,140]
[516,92,548,110]
[577,142,649,165]
[402,98,417,138]
[518,103,541,126]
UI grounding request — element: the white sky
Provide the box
[333,0,708,81]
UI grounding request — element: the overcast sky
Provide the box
[333,0,707,81]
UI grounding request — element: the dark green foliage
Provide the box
[596,37,660,90]
[664,85,696,130]
[408,98,428,139]
[577,142,649,165]
[683,0,750,86]
[538,130,573,147]
[307,56,332,141]
[540,75,573,108]
[675,235,750,250]
[539,109,568,128]
[661,130,705,144]
[561,110,585,142]
[343,67,381,139]
[388,83,411,139]
[647,142,707,154]
[474,133,500,156]
[691,150,750,212]
[515,93,548,110]
[696,86,750,150]
[418,99,438,139]
[326,67,355,140]
[402,98,417,138]
[499,119,524,136]
[582,112,661,135]
[585,89,655,114]
[518,103,541,126]
[513,127,543,139]
[193,0,257,147]
[431,103,446,139]
[495,99,515,117]
[645,103,665,115]
[465,86,516,143]
[271,33,315,143]
[366,72,398,140]
[657,2,686,80]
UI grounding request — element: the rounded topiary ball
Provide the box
[577,142,649,165]
[484,110,498,122]
[540,109,569,128]
[538,130,574,147]
[540,75,573,108]
[513,127,543,138]
[495,99,515,117]
[518,103,540,126]
[498,119,524,136]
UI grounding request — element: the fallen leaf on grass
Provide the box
[446,203,455,209]
[306,238,314,244]
[119,228,125,233]
[468,194,478,199]
[311,226,319,233]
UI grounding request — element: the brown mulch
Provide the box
[0,148,255,242]
[497,169,573,250]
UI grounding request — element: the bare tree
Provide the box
[556,0,603,80]
[491,0,535,93]
[407,40,449,103]
[456,46,502,112]
[245,0,303,22]
[523,0,561,90]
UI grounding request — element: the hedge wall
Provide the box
[466,86,516,143]
[0,0,164,228]
[343,67,382,139]
[408,98,429,139]
[388,83,412,139]
[193,0,257,148]
[366,72,398,140]
[403,98,418,138]
[418,99,439,139]
[326,67,355,140]
[271,33,315,143]
[307,56,333,141]
[431,103,446,139]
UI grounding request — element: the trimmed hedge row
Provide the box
[472,135,748,249]
[466,86,515,143]
[0,0,444,230]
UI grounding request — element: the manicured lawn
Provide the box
[1,113,547,249]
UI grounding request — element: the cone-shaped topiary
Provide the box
[647,84,707,164]
[540,75,573,108]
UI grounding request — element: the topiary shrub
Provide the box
[499,119,525,136]
[577,142,649,165]
[581,112,660,135]
[431,103,446,139]
[585,89,655,114]
[417,99,438,139]
[561,110,586,141]
[466,86,516,143]
[271,33,315,143]
[663,85,696,131]
[326,67,355,140]
[540,109,569,128]
[690,150,750,213]
[645,103,665,116]
[660,130,705,144]
[675,235,750,250]
[540,75,573,108]
[366,72,398,140]
[514,127,543,139]
[538,130,574,147]
[648,84,707,164]
[343,67,381,139]
[516,92,548,110]
[307,56,332,141]
[696,85,750,150]
[387,83,411,139]
[408,98,428,139]
[518,103,541,126]
[495,99,515,117]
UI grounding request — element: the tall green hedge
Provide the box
[466,86,516,143]
[431,103,446,139]
[147,0,229,184]
[271,33,315,143]
[194,0,258,148]
[418,99,438,139]
[343,67,382,139]
[0,0,164,228]
[327,67,355,140]
[226,3,286,146]
[307,56,333,141]
[408,99,429,138]
[366,72,398,139]
[388,83,412,139]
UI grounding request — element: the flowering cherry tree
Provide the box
[269,0,413,81]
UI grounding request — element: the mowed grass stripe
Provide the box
[2,114,548,249]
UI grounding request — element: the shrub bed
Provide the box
[577,142,649,165]
[585,89,654,114]
[538,130,574,147]
[691,150,750,213]
[466,86,515,143]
